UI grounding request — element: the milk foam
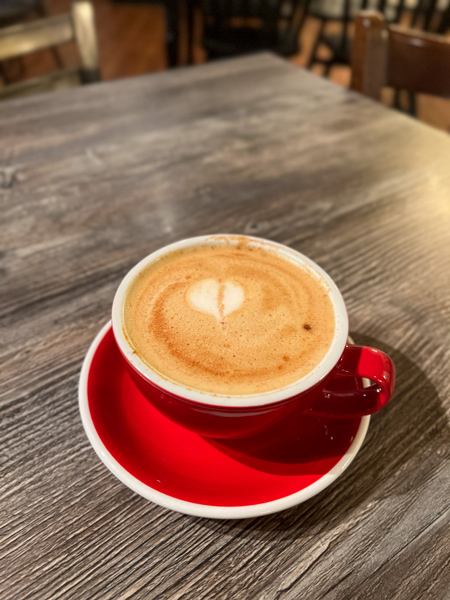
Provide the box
[123,242,336,395]
[188,279,244,324]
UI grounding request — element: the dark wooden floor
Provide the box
[3,0,450,131]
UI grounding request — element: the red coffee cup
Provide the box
[112,235,395,438]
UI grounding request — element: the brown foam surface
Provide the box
[123,242,335,395]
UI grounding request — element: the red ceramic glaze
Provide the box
[121,352,329,439]
[111,235,396,439]
[86,326,364,508]
[116,340,395,438]
[306,344,396,418]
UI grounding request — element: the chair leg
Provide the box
[323,61,332,77]
[307,19,327,69]
[393,90,417,117]
[186,0,195,65]
[408,92,417,117]
[165,0,179,68]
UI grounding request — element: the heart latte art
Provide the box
[124,241,335,395]
[188,279,244,324]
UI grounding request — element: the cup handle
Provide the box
[306,344,396,418]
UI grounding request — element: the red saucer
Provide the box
[79,323,369,519]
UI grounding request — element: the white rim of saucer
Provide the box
[111,234,350,408]
[79,321,370,520]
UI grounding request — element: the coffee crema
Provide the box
[123,241,335,395]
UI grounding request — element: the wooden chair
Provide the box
[0,1,62,82]
[0,1,100,100]
[307,0,449,75]
[410,0,450,33]
[194,0,311,61]
[436,1,450,33]
[350,10,450,103]
[307,0,404,74]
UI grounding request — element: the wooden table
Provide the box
[1,54,449,600]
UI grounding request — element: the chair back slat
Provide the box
[377,0,387,14]
[388,24,450,96]
[309,0,448,71]
[393,0,406,24]
[0,14,73,61]
[351,11,450,99]
[0,1,100,99]
[436,0,450,33]
[411,0,437,29]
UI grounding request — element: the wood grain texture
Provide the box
[1,53,449,600]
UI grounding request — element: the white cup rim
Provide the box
[112,234,349,408]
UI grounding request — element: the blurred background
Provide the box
[0,0,449,130]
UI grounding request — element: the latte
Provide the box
[123,240,335,395]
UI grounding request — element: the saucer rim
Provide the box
[79,321,370,520]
